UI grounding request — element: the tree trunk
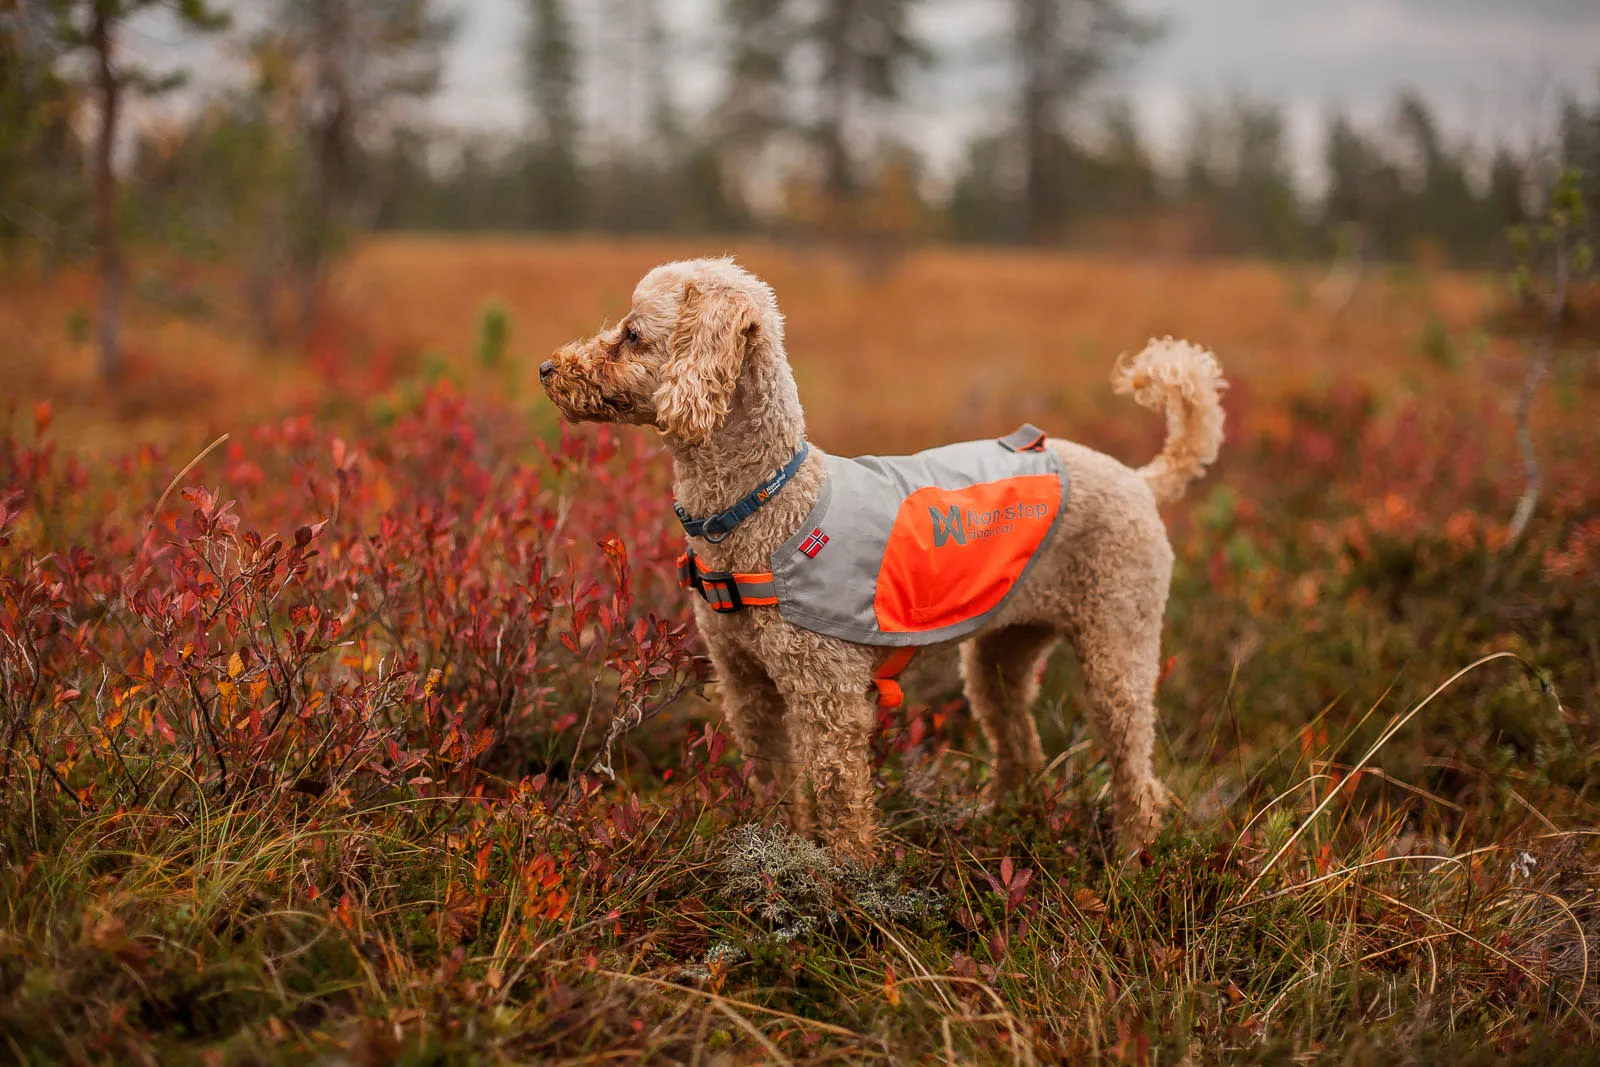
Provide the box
[90,5,124,384]
[818,0,853,236]
[298,0,353,339]
[1016,0,1054,243]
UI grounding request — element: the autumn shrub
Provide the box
[0,388,702,832]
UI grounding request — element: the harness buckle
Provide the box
[699,572,745,613]
[678,550,745,614]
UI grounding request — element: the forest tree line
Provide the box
[3,1,1599,371]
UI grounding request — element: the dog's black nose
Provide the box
[539,360,555,382]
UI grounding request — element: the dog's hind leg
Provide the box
[961,624,1058,798]
[1072,602,1170,855]
[710,643,809,835]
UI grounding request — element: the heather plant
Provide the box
[0,389,702,829]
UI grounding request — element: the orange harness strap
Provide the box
[678,551,913,707]
[872,647,916,709]
[677,550,780,613]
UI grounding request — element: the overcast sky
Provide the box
[430,0,1599,185]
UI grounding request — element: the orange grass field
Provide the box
[2,235,1531,456]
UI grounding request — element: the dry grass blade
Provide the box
[1505,887,1593,1027]
[897,975,1031,1067]
[590,968,866,1041]
[148,432,230,526]
[1243,852,1464,908]
[1239,651,1527,902]
[710,998,795,1065]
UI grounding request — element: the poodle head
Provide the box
[541,257,785,445]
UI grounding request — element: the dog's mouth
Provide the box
[553,389,637,424]
[576,392,636,423]
[540,371,632,421]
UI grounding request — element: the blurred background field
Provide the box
[1,234,1564,450]
[3,1,1600,1064]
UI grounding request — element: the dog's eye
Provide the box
[622,325,640,347]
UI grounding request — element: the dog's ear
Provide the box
[655,282,760,444]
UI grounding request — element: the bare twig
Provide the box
[1506,168,1592,545]
[1507,248,1568,545]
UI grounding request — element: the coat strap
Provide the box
[997,423,1048,453]
[871,647,917,709]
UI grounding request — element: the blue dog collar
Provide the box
[675,443,810,543]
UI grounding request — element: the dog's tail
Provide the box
[1111,337,1227,507]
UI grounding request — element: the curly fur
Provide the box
[543,257,1227,864]
[1112,337,1228,506]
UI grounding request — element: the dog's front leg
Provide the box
[707,640,810,835]
[783,687,879,866]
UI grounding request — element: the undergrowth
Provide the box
[3,346,1598,1064]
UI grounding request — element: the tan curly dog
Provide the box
[541,257,1226,864]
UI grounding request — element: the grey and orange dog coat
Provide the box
[677,425,1070,708]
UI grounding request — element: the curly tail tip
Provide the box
[1112,337,1227,507]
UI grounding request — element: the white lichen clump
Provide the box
[718,823,837,925]
[717,822,945,926]
[680,823,946,983]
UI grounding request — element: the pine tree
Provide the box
[1227,98,1303,258]
[1393,91,1480,261]
[718,0,798,192]
[272,0,456,331]
[0,11,85,260]
[717,0,928,235]
[1321,111,1405,261]
[41,0,228,383]
[522,0,584,229]
[809,0,930,231]
[1009,0,1159,242]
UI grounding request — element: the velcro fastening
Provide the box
[997,423,1048,453]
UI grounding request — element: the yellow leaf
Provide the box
[228,652,243,679]
[181,643,195,660]
[883,963,901,1007]
[424,668,442,698]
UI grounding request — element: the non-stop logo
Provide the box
[875,473,1064,634]
[929,499,1052,548]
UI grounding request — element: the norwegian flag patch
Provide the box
[799,528,829,558]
